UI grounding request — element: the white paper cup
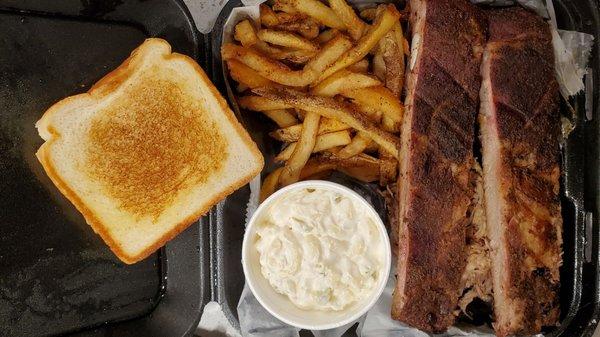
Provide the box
[241,180,391,330]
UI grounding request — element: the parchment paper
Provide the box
[210,0,595,336]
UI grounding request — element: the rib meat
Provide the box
[392,0,486,332]
[479,7,562,337]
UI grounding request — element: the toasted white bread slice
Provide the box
[36,38,264,264]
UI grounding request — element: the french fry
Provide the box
[329,0,366,40]
[253,87,400,158]
[341,86,403,132]
[299,160,336,179]
[270,118,350,142]
[275,20,320,40]
[337,132,371,158]
[308,153,380,182]
[273,13,320,39]
[279,112,321,186]
[347,59,369,73]
[311,69,381,97]
[379,22,405,97]
[269,49,317,64]
[234,19,283,57]
[260,168,283,202]
[378,148,398,185]
[372,50,386,81]
[355,104,383,123]
[232,19,316,63]
[275,130,351,162]
[272,0,298,13]
[234,20,259,46]
[316,29,339,44]
[257,29,318,51]
[238,95,292,111]
[337,153,381,182]
[281,0,345,29]
[262,109,299,128]
[227,59,275,89]
[275,12,309,23]
[359,7,378,21]
[221,35,352,87]
[316,5,401,83]
[237,83,249,93]
[260,4,280,27]
[299,153,379,182]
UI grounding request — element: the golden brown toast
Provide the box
[36,38,264,264]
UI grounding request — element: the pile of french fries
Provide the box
[221,0,408,201]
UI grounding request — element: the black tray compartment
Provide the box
[0,1,208,336]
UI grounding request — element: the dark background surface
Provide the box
[0,0,207,336]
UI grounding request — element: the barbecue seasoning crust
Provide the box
[392,0,486,332]
[480,7,562,337]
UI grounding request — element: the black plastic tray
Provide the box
[0,1,208,336]
[208,0,600,336]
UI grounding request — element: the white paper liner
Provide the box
[210,0,596,336]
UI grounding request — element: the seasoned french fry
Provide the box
[311,69,381,97]
[257,29,318,51]
[272,0,298,13]
[316,29,339,44]
[275,12,309,23]
[262,109,299,128]
[221,35,352,87]
[275,20,320,40]
[279,112,321,186]
[378,149,398,185]
[347,59,369,73]
[337,132,371,158]
[234,19,284,57]
[299,153,379,182]
[372,50,386,81]
[227,59,275,89]
[275,130,351,162]
[337,153,381,182]
[359,7,378,21]
[237,83,249,93]
[379,22,405,97]
[270,118,350,142]
[341,86,403,132]
[308,153,380,182]
[300,158,337,180]
[329,0,366,40]
[275,50,317,64]
[253,87,400,158]
[234,20,259,46]
[316,5,401,82]
[355,104,383,123]
[260,4,280,27]
[260,168,283,202]
[281,0,345,29]
[299,160,336,179]
[238,95,292,111]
